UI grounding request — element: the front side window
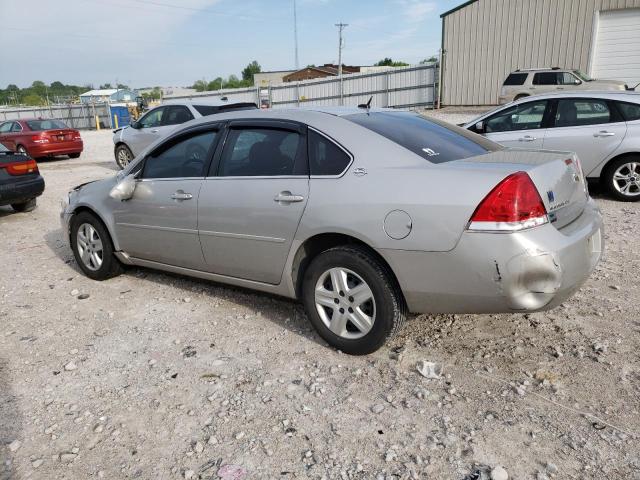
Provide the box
[163,106,194,126]
[533,72,558,85]
[616,101,640,121]
[26,119,66,130]
[554,99,611,127]
[485,100,548,132]
[345,112,501,164]
[559,72,580,85]
[308,130,351,175]
[139,108,164,128]
[503,73,528,86]
[0,122,13,133]
[143,130,218,179]
[219,128,301,176]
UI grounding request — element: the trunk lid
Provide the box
[452,149,589,229]
[43,129,78,142]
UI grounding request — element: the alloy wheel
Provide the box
[117,147,132,167]
[76,223,104,271]
[612,162,640,197]
[314,267,376,339]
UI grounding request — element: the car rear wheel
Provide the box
[115,144,133,169]
[603,156,640,202]
[16,145,27,155]
[302,245,407,355]
[11,198,36,212]
[69,153,81,159]
[70,212,123,280]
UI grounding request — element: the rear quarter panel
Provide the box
[588,119,640,178]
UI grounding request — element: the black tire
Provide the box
[114,144,133,170]
[16,145,27,156]
[70,211,124,280]
[11,198,37,212]
[302,245,407,355]
[602,156,640,202]
[69,153,81,159]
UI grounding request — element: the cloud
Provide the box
[397,0,436,23]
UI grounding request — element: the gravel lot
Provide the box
[1,120,639,480]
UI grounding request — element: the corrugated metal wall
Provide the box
[442,0,640,105]
[0,103,112,130]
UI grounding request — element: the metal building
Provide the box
[440,0,640,105]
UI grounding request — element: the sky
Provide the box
[0,0,461,89]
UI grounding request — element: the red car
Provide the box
[0,118,83,159]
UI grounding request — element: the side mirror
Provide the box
[130,120,140,129]
[574,79,581,85]
[109,174,137,201]
[474,121,484,133]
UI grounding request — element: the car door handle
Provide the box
[519,135,537,142]
[594,131,615,137]
[170,191,193,200]
[274,191,304,203]
[151,129,159,133]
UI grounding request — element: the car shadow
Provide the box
[0,357,23,480]
[43,228,328,349]
[0,206,16,218]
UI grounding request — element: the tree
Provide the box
[207,77,224,90]
[375,58,409,67]
[225,75,243,88]
[241,60,261,85]
[99,83,112,89]
[50,81,65,90]
[420,56,438,64]
[23,94,44,106]
[192,79,208,92]
[116,83,129,90]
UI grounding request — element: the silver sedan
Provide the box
[61,108,603,354]
[464,91,640,201]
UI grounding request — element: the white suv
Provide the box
[499,68,628,104]
[112,98,257,169]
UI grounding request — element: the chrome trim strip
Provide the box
[116,223,198,234]
[202,175,308,180]
[198,230,286,243]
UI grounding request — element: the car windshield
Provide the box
[573,70,593,82]
[26,119,68,131]
[344,111,502,163]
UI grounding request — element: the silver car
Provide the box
[112,98,257,169]
[465,92,640,201]
[62,108,603,354]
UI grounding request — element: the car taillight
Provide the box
[6,159,39,176]
[31,134,49,144]
[73,133,82,140]
[467,171,548,232]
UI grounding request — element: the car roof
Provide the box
[512,91,640,102]
[511,67,572,72]
[163,98,252,107]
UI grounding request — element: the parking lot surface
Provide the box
[1,126,639,479]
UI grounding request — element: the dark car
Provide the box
[0,118,83,160]
[0,143,45,212]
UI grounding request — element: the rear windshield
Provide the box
[503,73,528,86]
[344,112,502,163]
[26,119,68,131]
[194,103,257,116]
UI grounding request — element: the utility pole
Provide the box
[335,22,348,105]
[293,0,299,70]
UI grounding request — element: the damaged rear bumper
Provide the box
[381,198,603,314]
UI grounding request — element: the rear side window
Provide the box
[616,101,640,121]
[503,73,528,86]
[554,99,612,127]
[143,130,218,179]
[533,72,558,85]
[345,112,501,163]
[26,119,67,130]
[219,128,302,176]
[308,130,351,175]
[163,106,194,125]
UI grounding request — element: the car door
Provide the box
[0,121,14,150]
[112,127,220,269]
[542,98,627,176]
[127,106,166,156]
[480,98,551,148]
[198,121,309,284]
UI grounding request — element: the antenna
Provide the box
[293,0,300,70]
[335,22,348,105]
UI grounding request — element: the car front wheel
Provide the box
[302,245,407,355]
[114,144,133,169]
[70,212,123,280]
[603,156,640,201]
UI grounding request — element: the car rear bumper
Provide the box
[381,198,603,314]
[0,175,45,206]
[30,140,83,157]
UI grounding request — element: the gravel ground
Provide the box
[1,125,639,480]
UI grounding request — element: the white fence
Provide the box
[167,64,438,110]
[0,103,112,130]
